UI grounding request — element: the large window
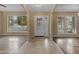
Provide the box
[7,16,27,32]
[57,16,76,34]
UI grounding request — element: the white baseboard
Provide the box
[53,35,79,37]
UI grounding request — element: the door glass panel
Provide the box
[34,16,48,36]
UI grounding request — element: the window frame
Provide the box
[7,15,28,33]
[57,16,77,34]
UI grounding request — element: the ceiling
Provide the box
[55,4,79,12]
[0,4,79,12]
[0,4,23,11]
[26,4,56,12]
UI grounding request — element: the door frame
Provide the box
[34,15,49,37]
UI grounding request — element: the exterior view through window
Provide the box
[7,16,27,32]
[57,16,76,34]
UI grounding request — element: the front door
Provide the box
[34,16,48,37]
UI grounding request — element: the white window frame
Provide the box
[57,16,77,34]
[7,15,28,33]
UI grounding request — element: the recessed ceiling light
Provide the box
[35,4,42,7]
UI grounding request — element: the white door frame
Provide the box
[34,16,49,37]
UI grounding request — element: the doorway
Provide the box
[34,16,49,37]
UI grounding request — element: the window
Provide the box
[57,17,64,33]
[57,16,76,34]
[7,16,27,32]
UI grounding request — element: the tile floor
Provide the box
[0,36,63,54]
[54,38,79,54]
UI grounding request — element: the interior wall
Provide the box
[53,12,79,37]
[1,11,29,35]
[49,13,53,38]
[1,11,78,37]
[0,12,3,34]
[0,11,51,37]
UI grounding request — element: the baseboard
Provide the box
[53,35,79,38]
